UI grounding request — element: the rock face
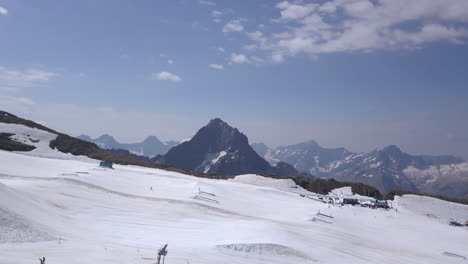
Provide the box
[0,133,36,152]
[253,141,468,197]
[154,118,301,176]
[78,134,178,157]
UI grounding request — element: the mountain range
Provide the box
[2,109,466,199]
[252,141,468,198]
[0,110,382,198]
[78,134,178,157]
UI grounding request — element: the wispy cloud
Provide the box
[223,19,244,33]
[230,53,249,64]
[211,10,222,17]
[237,0,468,63]
[209,64,224,70]
[0,6,8,16]
[211,10,223,23]
[152,71,183,83]
[0,66,57,91]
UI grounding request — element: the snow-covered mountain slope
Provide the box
[1,149,467,264]
[253,142,467,198]
[78,134,178,157]
[0,122,93,161]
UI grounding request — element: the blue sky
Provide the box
[1,0,468,158]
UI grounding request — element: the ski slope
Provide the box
[0,146,468,263]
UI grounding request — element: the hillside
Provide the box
[0,111,381,197]
[0,111,210,178]
[1,148,467,263]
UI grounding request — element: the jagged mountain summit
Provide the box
[253,141,468,198]
[154,118,302,176]
[78,134,178,157]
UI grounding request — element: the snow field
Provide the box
[0,147,467,263]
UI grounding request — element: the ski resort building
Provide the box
[99,161,113,168]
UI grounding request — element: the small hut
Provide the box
[373,200,390,209]
[99,161,113,169]
[343,198,359,205]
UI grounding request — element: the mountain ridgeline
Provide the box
[2,110,467,200]
[1,111,384,199]
[78,134,178,157]
[153,118,302,177]
[252,141,468,198]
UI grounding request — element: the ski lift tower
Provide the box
[157,244,168,264]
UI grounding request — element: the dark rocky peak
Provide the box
[193,118,248,151]
[372,145,404,159]
[206,118,229,128]
[381,145,403,156]
[155,118,288,176]
[371,145,413,170]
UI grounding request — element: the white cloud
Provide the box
[211,10,222,17]
[152,71,182,83]
[0,6,8,16]
[217,47,225,52]
[0,66,57,91]
[209,64,224,70]
[211,11,223,23]
[0,67,56,81]
[275,1,318,21]
[241,0,468,63]
[168,59,174,65]
[223,19,244,33]
[230,53,249,64]
[199,0,215,6]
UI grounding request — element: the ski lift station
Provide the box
[99,161,113,169]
